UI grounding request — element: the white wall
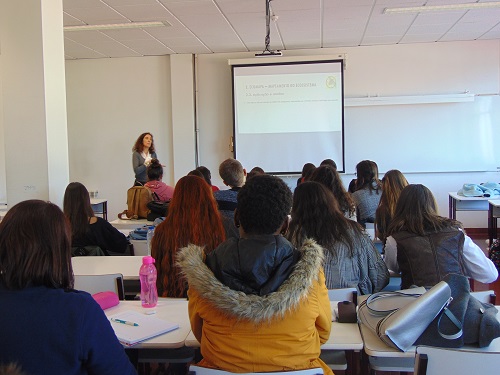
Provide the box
[2,40,500,227]
[65,56,172,220]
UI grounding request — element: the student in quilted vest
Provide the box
[384,184,498,289]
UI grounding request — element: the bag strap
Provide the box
[437,297,463,340]
[366,291,423,316]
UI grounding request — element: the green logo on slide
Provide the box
[326,76,336,89]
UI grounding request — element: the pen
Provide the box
[111,318,139,326]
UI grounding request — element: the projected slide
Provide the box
[232,60,345,174]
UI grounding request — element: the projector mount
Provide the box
[255,0,282,57]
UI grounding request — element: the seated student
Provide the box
[375,169,408,246]
[310,165,357,221]
[144,159,174,202]
[246,166,265,180]
[320,158,337,170]
[178,175,332,374]
[384,184,498,289]
[288,181,389,294]
[151,175,226,298]
[64,182,129,255]
[213,158,246,220]
[350,160,382,226]
[0,200,136,375]
[296,162,315,187]
[196,166,219,192]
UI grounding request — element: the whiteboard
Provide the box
[343,95,500,173]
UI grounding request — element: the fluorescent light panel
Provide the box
[64,21,169,32]
[384,1,500,14]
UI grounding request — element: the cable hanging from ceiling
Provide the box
[256,0,282,56]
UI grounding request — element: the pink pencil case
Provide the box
[92,291,119,310]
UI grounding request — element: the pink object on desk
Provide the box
[92,291,120,310]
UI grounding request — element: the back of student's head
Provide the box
[237,174,292,235]
[320,159,337,170]
[219,158,245,187]
[289,181,356,254]
[246,166,265,180]
[152,175,225,297]
[147,159,163,181]
[310,165,354,215]
[187,169,204,179]
[63,182,94,238]
[355,160,380,191]
[0,200,73,290]
[379,169,409,215]
[196,166,212,185]
[389,184,460,236]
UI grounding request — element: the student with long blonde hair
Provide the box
[151,175,225,298]
[375,169,408,245]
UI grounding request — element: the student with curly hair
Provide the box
[64,182,129,255]
[310,165,357,221]
[132,132,157,186]
[0,200,136,375]
[385,184,498,289]
[288,181,389,294]
[178,175,332,374]
[151,175,225,298]
[375,169,408,245]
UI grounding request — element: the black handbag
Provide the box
[146,193,169,221]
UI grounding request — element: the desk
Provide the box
[448,192,491,220]
[104,299,191,349]
[359,302,500,373]
[489,200,500,245]
[72,256,142,279]
[110,218,153,231]
[90,198,108,220]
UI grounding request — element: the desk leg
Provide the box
[449,196,456,220]
[103,201,108,221]
[489,203,494,246]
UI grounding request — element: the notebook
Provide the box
[108,310,179,347]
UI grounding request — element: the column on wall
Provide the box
[0,0,69,207]
[170,54,197,181]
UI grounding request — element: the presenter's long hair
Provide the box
[387,184,462,236]
[63,182,94,239]
[0,200,73,290]
[132,132,155,153]
[151,175,225,298]
[288,182,364,258]
[310,165,356,218]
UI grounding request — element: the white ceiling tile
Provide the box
[111,4,174,21]
[216,0,264,14]
[163,1,222,15]
[122,39,175,54]
[64,7,130,25]
[64,0,105,10]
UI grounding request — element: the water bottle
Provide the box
[146,226,155,255]
[139,255,158,309]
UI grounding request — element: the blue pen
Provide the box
[111,317,139,326]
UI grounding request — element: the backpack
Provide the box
[118,186,152,220]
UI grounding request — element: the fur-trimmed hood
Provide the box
[177,238,324,323]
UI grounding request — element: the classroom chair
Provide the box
[188,366,324,375]
[414,346,500,375]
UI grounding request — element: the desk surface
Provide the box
[449,192,493,201]
[72,256,143,279]
[489,199,500,207]
[110,218,154,230]
[104,299,191,349]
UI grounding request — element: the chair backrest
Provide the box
[74,273,125,300]
[471,290,496,304]
[188,366,323,375]
[414,346,500,375]
[130,239,149,256]
[327,287,358,305]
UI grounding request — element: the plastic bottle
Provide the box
[146,225,155,255]
[139,255,158,309]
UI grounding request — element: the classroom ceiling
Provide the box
[63,0,500,60]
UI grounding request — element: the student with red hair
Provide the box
[151,175,226,298]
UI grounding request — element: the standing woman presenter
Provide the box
[132,132,157,186]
